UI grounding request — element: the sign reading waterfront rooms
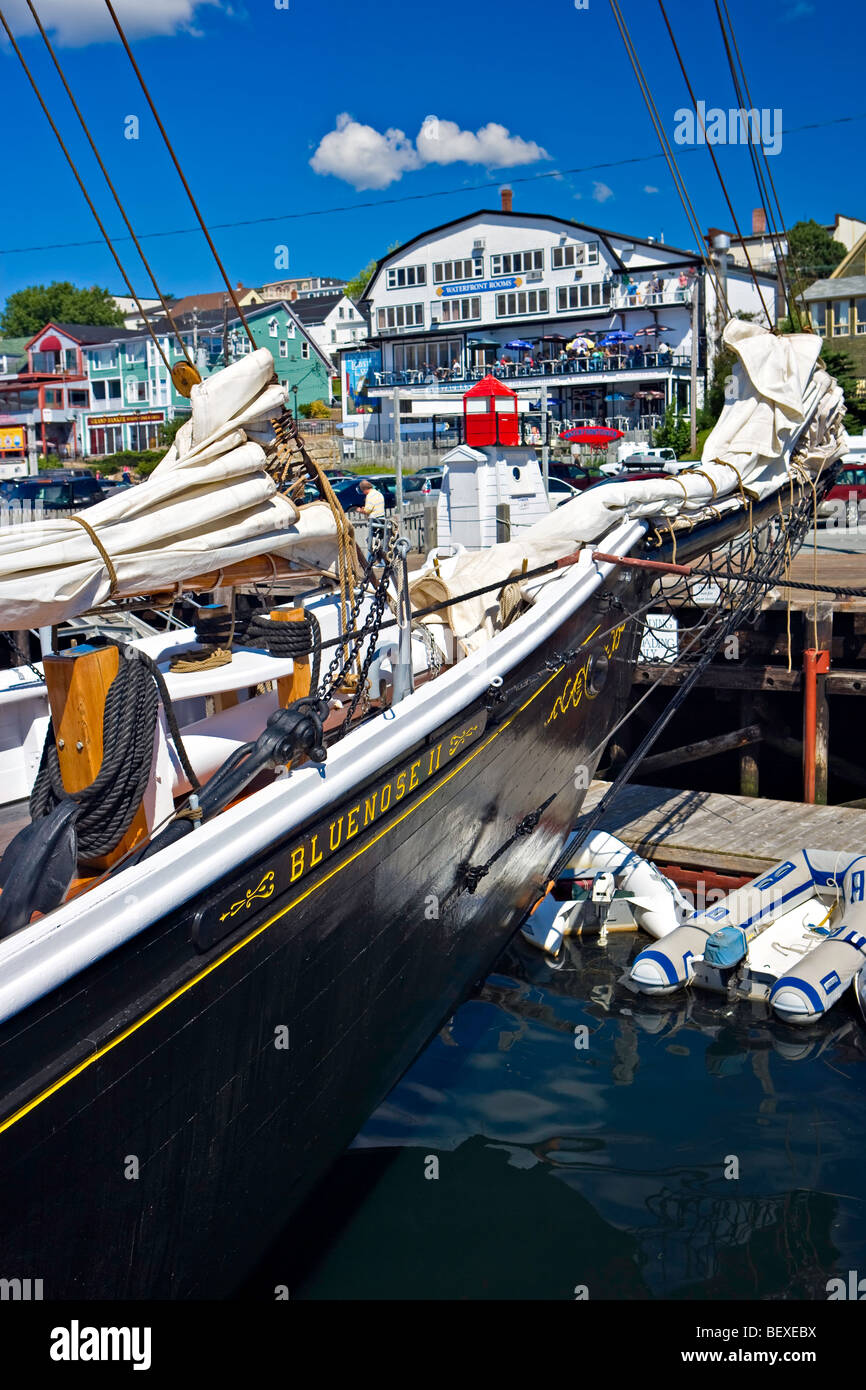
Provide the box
[436,277,523,297]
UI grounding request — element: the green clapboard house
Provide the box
[81,300,332,458]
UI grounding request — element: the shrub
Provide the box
[299,399,331,419]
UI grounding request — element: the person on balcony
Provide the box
[657,341,672,364]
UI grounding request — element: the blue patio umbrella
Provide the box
[505,339,534,349]
[599,331,635,346]
[604,392,630,401]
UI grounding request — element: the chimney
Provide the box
[501,186,513,214]
[752,207,767,236]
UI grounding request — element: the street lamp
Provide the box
[292,384,298,420]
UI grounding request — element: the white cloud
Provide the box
[592,181,614,203]
[2,0,222,46]
[416,117,549,168]
[309,113,421,191]
[644,184,660,194]
[310,112,549,189]
[783,1,814,17]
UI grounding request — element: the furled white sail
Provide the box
[413,321,847,651]
[0,350,339,629]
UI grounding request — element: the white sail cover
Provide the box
[412,321,848,651]
[0,350,339,629]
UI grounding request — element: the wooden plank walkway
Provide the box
[577,780,866,876]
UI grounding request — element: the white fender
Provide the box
[770,856,866,1023]
[630,852,821,996]
[520,831,691,958]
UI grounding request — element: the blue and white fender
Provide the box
[770,856,866,1024]
[630,852,819,995]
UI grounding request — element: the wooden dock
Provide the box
[577,779,866,877]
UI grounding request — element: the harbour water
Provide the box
[242,931,866,1300]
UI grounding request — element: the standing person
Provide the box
[358,478,385,517]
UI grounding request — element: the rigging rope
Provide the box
[103,0,256,349]
[25,0,195,371]
[29,642,200,860]
[0,7,175,376]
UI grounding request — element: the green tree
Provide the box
[654,405,692,458]
[815,344,866,435]
[299,399,331,419]
[157,414,191,449]
[344,242,400,302]
[0,282,125,336]
[785,220,846,298]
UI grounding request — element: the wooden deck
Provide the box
[577,779,866,876]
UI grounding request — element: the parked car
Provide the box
[549,463,596,491]
[1,475,110,512]
[590,469,669,488]
[818,463,866,525]
[547,477,583,507]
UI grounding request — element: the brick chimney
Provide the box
[752,207,767,235]
[501,186,513,213]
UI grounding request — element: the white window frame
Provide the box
[301,341,310,359]
[494,289,549,318]
[490,249,544,276]
[556,282,611,312]
[438,296,481,323]
[432,259,483,285]
[376,303,425,332]
[269,318,279,338]
[279,340,288,358]
[386,265,427,290]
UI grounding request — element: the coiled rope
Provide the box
[30,642,200,860]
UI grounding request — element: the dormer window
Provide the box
[269,318,279,338]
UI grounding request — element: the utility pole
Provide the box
[393,385,404,533]
[540,382,549,495]
[222,297,229,368]
[690,278,699,456]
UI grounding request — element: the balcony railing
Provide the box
[376,352,690,390]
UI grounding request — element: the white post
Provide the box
[393,385,404,532]
[541,382,549,497]
[690,282,699,456]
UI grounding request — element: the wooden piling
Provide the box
[42,644,149,870]
[270,607,311,708]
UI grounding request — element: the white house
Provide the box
[348,190,778,442]
[289,291,369,371]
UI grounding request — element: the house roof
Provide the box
[24,321,139,349]
[127,299,334,373]
[831,230,866,279]
[287,292,365,326]
[803,275,866,300]
[358,208,706,304]
[0,337,30,356]
[160,288,263,318]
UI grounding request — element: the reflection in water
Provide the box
[243,934,866,1300]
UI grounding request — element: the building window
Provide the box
[856,299,866,334]
[438,296,481,323]
[69,390,88,407]
[556,282,612,311]
[386,265,427,289]
[376,303,425,331]
[856,379,866,397]
[279,340,288,358]
[330,330,337,343]
[811,302,826,335]
[490,249,544,276]
[88,347,117,369]
[44,389,63,406]
[495,289,549,318]
[392,337,462,373]
[88,425,123,455]
[126,379,148,403]
[269,318,279,338]
[125,342,146,364]
[128,422,160,450]
[432,259,483,285]
[833,301,851,336]
[301,341,310,359]
[551,242,599,269]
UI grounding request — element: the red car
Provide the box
[820,463,866,525]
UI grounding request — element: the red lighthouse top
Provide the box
[463,373,519,448]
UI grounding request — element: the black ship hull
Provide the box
[0,570,645,1298]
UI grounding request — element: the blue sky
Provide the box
[0,0,862,309]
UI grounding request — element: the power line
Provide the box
[1,109,864,258]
